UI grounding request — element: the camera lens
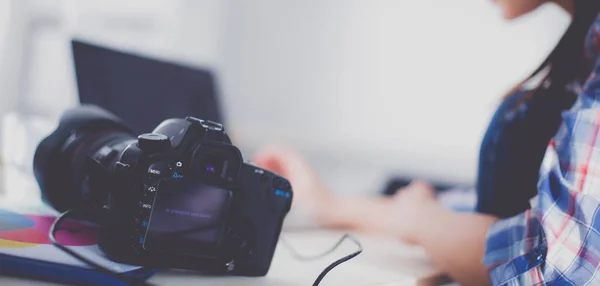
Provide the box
[33,105,136,212]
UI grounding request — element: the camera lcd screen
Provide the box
[144,180,231,255]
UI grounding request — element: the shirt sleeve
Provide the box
[484,209,546,285]
[483,84,600,285]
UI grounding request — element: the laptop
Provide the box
[71,40,223,135]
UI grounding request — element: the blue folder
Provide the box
[0,208,158,285]
[0,252,158,286]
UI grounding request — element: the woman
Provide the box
[254,0,600,285]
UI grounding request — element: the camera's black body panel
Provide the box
[33,105,293,276]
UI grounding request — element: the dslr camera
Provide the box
[33,105,293,276]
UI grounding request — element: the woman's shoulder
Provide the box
[570,59,600,112]
[553,61,600,155]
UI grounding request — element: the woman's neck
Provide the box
[554,0,575,17]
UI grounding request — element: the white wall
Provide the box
[0,1,572,198]
[0,0,224,200]
[0,0,10,68]
[220,1,571,190]
[0,0,223,117]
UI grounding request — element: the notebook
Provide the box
[0,208,157,285]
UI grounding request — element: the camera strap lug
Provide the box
[114,161,132,172]
[226,260,235,272]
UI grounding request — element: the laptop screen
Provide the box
[71,40,223,135]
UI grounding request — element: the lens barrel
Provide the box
[33,105,135,212]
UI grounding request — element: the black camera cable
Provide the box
[50,210,155,286]
[280,234,363,286]
[52,210,362,286]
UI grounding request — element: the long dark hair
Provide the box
[508,0,600,100]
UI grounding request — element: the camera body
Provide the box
[33,106,292,276]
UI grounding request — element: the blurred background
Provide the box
[0,0,570,206]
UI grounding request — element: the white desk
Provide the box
[154,230,445,286]
[0,168,447,286]
[0,227,446,286]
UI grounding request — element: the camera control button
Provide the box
[143,184,157,194]
[169,161,185,170]
[147,163,167,176]
[139,201,153,210]
[171,171,185,180]
[168,161,185,179]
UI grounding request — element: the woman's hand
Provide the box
[325,180,439,242]
[385,181,440,243]
[253,145,337,225]
[253,145,442,242]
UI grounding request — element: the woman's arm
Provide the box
[409,204,497,286]
[324,183,497,286]
[254,147,497,285]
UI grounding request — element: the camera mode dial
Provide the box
[137,133,171,153]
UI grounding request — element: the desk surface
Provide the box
[0,228,446,286]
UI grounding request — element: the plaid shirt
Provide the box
[483,15,600,285]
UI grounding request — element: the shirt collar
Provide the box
[584,13,600,60]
